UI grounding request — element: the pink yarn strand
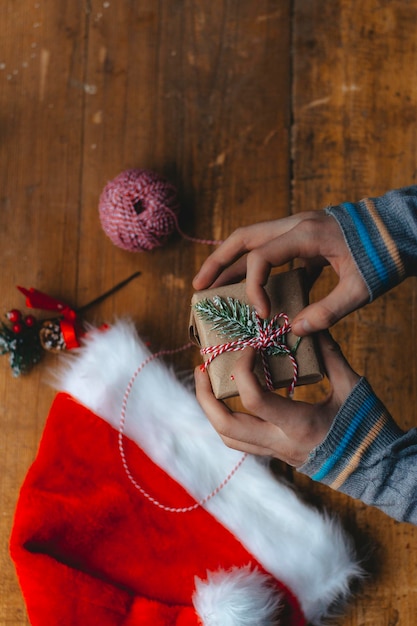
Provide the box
[164,206,223,247]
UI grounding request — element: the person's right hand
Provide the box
[193,210,369,335]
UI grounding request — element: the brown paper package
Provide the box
[190,269,323,399]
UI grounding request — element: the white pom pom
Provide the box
[193,565,283,626]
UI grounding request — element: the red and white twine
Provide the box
[200,312,299,395]
[118,313,298,512]
[118,343,247,513]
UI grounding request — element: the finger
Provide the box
[291,275,369,335]
[219,434,280,458]
[244,257,326,319]
[194,365,238,441]
[209,256,248,288]
[196,362,327,466]
[193,216,306,290]
[220,431,313,466]
[232,349,309,430]
[232,349,335,457]
[244,223,329,317]
[219,394,322,467]
[244,259,272,319]
[317,331,360,401]
[192,225,267,290]
[195,365,229,415]
[195,365,283,449]
[301,258,327,291]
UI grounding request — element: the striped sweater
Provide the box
[298,186,417,524]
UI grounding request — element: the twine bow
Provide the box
[200,312,299,394]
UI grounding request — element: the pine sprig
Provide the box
[194,296,258,340]
[0,321,43,377]
[194,296,301,357]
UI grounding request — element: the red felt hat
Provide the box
[10,322,361,625]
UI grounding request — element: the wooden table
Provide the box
[1,1,416,623]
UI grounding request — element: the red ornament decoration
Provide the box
[24,315,37,328]
[17,286,81,351]
[7,309,22,323]
[0,272,141,377]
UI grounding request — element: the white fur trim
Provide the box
[193,566,282,626]
[56,321,362,624]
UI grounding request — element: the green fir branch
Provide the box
[194,296,302,357]
[194,296,258,340]
[0,321,43,377]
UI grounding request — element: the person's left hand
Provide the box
[194,332,360,467]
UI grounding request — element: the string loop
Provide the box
[118,343,247,513]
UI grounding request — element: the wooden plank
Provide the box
[0,2,87,624]
[0,1,291,623]
[78,0,292,363]
[292,0,417,623]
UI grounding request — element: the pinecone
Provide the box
[39,320,66,352]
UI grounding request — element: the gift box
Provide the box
[190,269,323,399]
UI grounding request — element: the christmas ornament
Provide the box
[99,168,220,252]
[0,272,141,376]
[0,311,43,377]
[11,322,362,626]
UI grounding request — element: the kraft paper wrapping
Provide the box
[190,269,323,400]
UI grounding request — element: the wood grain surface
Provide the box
[292,2,417,624]
[0,1,416,624]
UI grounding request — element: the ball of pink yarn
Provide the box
[99,169,180,252]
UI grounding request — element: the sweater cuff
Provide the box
[298,378,404,491]
[326,186,417,300]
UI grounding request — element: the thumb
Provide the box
[292,279,369,335]
[318,331,360,401]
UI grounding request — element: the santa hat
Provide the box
[10,322,361,625]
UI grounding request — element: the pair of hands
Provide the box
[193,211,368,466]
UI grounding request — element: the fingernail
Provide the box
[254,306,266,320]
[293,318,312,335]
